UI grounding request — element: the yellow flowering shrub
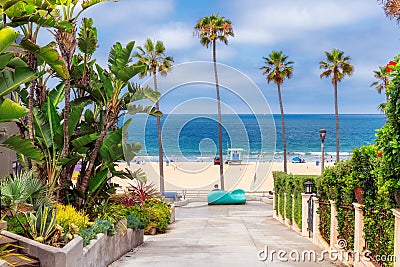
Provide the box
[56,204,90,232]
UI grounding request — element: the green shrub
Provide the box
[278,193,285,218]
[128,198,171,234]
[285,190,293,222]
[80,218,116,247]
[96,203,130,224]
[317,201,330,244]
[273,172,318,226]
[126,214,144,230]
[293,193,302,228]
[5,215,27,236]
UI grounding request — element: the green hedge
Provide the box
[317,144,395,266]
[317,160,355,248]
[317,201,330,243]
[273,172,318,227]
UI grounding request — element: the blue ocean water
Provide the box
[123,114,386,162]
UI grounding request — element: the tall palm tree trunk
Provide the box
[61,78,71,159]
[334,79,340,162]
[77,124,109,206]
[213,40,224,190]
[277,84,287,173]
[27,51,38,173]
[154,73,164,195]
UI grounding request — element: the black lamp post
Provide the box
[319,129,327,175]
[305,181,313,194]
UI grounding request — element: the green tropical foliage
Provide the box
[0,170,47,213]
[261,51,293,173]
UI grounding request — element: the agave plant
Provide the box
[25,205,57,243]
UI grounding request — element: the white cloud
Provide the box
[231,0,379,45]
[155,22,197,50]
[84,0,175,26]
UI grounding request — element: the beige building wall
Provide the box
[0,122,18,178]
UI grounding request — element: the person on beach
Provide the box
[212,184,220,191]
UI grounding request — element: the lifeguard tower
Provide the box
[226,148,243,164]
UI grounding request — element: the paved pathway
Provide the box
[110,201,343,267]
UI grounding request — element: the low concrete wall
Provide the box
[1,226,144,267]
[83,229,143,267]
[170,205,176,224]
[1,230,83,267]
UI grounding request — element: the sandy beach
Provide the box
[113,160,334,193]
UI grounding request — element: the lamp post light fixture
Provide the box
[304,181,313,194]
[319,129,327,175]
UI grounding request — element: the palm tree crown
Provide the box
[371,66,390,99]
[194,13,234,48]
[261,51,294,86]
[319,49,354,83]
[134,39,174,76]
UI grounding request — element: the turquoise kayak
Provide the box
[207,189,246,205]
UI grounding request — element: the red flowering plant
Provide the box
[386,60,397,72]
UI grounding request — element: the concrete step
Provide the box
[0,236,18,246]
[0,235,40,266]
[4,255,40,267]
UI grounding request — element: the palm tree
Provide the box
[371,66,390,111]
[134,39,174,196]
[379,0,400,22]
[260,51,293,173]
[194,14,234,190]
[319,49,354,162]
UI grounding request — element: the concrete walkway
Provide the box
[110,201,343,267]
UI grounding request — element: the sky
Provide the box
[75,0,400,114]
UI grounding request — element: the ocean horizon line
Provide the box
[135,113,385,116]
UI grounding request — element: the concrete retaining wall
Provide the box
[83,229,143,267]
[1,226,143,267]
[1,230,84,267]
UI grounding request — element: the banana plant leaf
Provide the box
[33,107,55,150]
[128,84,160,103]
[0,67,40,98]
[87,168,109,195]
[77,17,97,55]
[19,38,69,79]
[47,83,65,107]
[71,132,99,149]
[99,128,123,165]
[0,135,43,162]
[126,104,162,117]
[0,27,19,54]
[111,168,146,182]
[0,98,28,122]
